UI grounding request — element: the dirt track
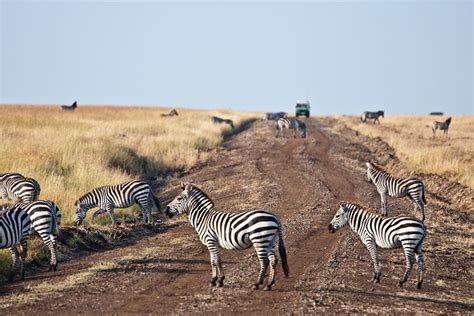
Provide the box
[0,118,472,314]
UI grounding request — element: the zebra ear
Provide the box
[365,162,371,168]
[339,201,346,208]
[180,182,186,190]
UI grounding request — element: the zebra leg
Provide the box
[207,242,224,287]
[92,208,107,223]
[380,192,388,216]
[365,240,381,283]
[253,254,269,290]
[399,247,415,287]
[19,239,28,279]
[415,252,424,289]
[8,247,20,281]
[106,207,119,225]
[264,251,278,291]
[47,238,57,272]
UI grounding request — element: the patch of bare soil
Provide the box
[0,118,472,314]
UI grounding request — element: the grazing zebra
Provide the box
[211,116,234,129]
[329,201,425,289]
[160,109,178,117]
[165,183,289,290]
[263,112,288,122]
[275,117,306,138]
[0,207,32,281]
[366,162,426,221]
[1,200,62,271]
[432,117,451,137]
[61,101,77,111]
[0,177,41,203]
[75,180,161,225]
[361,111,384,124]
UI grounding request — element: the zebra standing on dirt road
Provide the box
[329,201,425,289]
[275,117,306,138]
[0,207,32,281]
[366,162,426,221]
[165,183,289,291]
[432,117,452,137]
[1,200,62,272]
[0,176,41,203]
[361,111,384,124]
[75,180,161,225]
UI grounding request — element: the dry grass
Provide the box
[0,105,257,224]
[334,115,474,189]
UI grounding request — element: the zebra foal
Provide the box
[329,201,425,288]
[275,117,306,138]
[366,162,426,221]
[2,200,62,271]
[75,180,161,225]
[432,117,451,137]
[0,207,32,280]
[165,183,289,290]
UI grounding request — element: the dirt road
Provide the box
[1,118,472,314]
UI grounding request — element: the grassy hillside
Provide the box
[335,115,474,189]
[0,105,257,224]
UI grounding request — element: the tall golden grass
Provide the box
[0,105,257,224]
[335,115,474,189]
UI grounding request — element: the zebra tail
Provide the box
[278,228,289,278]
[422,186,427,204]
[152,193,162,212]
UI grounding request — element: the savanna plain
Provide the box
[0,106,472,314]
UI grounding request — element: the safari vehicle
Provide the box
[295,101,310,117]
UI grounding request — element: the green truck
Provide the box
[295,101,310,118]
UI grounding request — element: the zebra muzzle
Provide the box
[328,224,336,233]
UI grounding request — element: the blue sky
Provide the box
[1,1,472,115]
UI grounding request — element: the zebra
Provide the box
[165,183,289,290]
[160,109,178,117]
[0,207,32,281]
[61,101,77,111]
[75,180,161,225]
[366,162,426,221]
[211,116,234,129]
[361,111,384,124]
[432,117,451,137]
[328,201,425,289]
[1,200,62,271]
[275,117,306,138]
[263,112,288,122]
[0,176,41,203]
[0,172,24,182]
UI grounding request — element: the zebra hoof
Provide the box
[210,280,217,287]
[252,284,260,290]
[399,281,404,287]
[264,285,272,291]
[217,280,224,287]
[416,281,423,289]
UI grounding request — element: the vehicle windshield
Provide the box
[296,103,309,108]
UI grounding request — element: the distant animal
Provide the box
[0,206,32,281]
[74,180,161,225]
[361,111,384,124]
[165,183,289,290]
[160,109,178,117]
[329,201,425,289]
[1,200,62,272]
[366,162,426,221]
[0,176,41,203]
[263,112,288,122]
[211,116,234,129]
[275,117,306,138]
[432,117,451,137]
[61,101,77,111]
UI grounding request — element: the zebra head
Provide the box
[328,202,350,233]
[165,183,214,218]
[74,200,89,225]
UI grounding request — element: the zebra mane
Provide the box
[186,184,215,209]
[340,201,367,212]
[368,162,388,174]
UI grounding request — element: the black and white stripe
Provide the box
[0,176,41,203]
[361,111,384,124]
[329,201,425,289]
[366,162,426,221]
[0,207,32,281]
[1,200,62,271]
[75,180,161,225]
[263,112,288,122]
[165,183,289,290]
[0,172,24,182]
[432,117,451,136]
[275,117,306,138]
